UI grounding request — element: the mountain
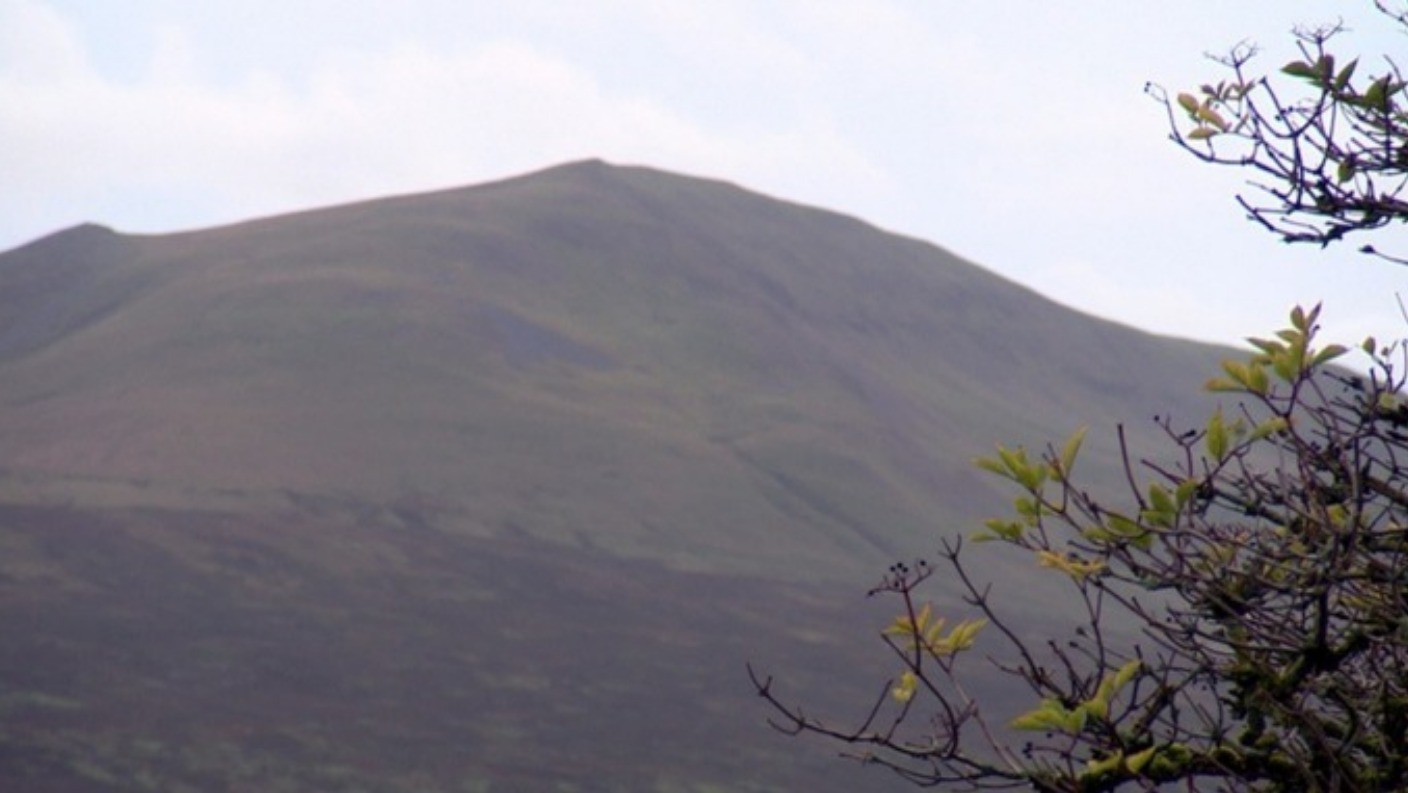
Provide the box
[0,160,1237,792]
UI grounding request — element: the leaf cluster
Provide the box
[1148,5,1408,262]
[752,307,1408,791]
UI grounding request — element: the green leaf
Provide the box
[973,455,1008,478]
[1246,363,1269,394]
[1176,92,1200,115]
[1334,58,1359,91]
[1248,416,1288,442]
[1086,659,1141,721]
[1011,710,1064,731]
[1282,60,1319,80]
[1141,483,1180,529]
[1150,743,1193,776]
[1105,513,1152,548]
[1290,304,1308,330]
[1206,409,1228,461]
[1187,126,1217,141]
[1085,751,1123,777]
[1126,745,1158,774]
[1299,303,1322,330]
[1311,343,1349,368]
[1018,466,1047,491]
[1317,54,1335,81]
[985,445,1047,491]
[1011,699,1073,732]
[1081,527,1117,545]
[1106,513,1140,535]
[1248,336,1286,355]
[1221,359,1250,387]
[1058,425,1088,476]
[1111,658,1141,690]
[981,518,1024,541]
[1195,105,1230,132]
[1337,159,1356,183]
[890,670,917,703]
[1148,483,1174,514]
[1064,707,1089,733]
[1366,76,1390,110]
[944,618,987,652]
[1175,478,1199,508]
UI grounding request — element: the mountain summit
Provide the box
[0,159,1226,578]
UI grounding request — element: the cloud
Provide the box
[0,0,88,80]
[0,0,888,247]
[4,0,1404,349]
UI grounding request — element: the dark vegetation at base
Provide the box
[0,503,907,792]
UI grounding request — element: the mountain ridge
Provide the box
[0,159,1231,579]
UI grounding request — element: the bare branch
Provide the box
[752,307,1408,790]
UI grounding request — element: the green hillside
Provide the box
[0,160,1229,577]
[0,161,1240,791]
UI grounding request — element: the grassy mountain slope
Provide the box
[0,160,1241,791]
[0,160,1228,577]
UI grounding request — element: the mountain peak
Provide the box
[484,158,754,204]
[0,161,1229,576]
[10,221,123,255]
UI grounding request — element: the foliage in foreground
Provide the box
[753,306,1408,791]
[1148,1,1408,262]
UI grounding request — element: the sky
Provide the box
[4,0,1407,351]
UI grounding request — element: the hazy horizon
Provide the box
[5,1,1407,349]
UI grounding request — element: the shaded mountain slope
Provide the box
[0,161,1245,792]
[0,160,1229,578]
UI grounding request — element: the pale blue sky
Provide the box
[4,1,1406,349]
